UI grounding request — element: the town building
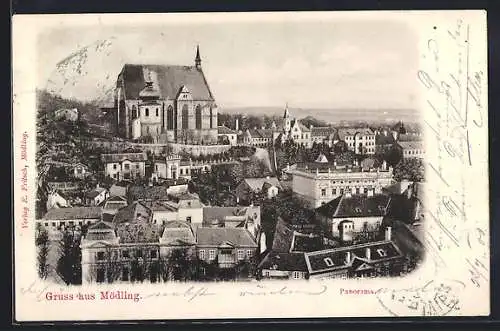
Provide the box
[258,252,308,280]
[196,227,258,274]
[290,154,394,208]
[46,190,71,210]
[101,152,147,181]
[242,128,274,147]
[234,177,282,202]
[395,141,425,159]
[40,206,102,229]
[102,195,128,216]
[85,187,109,206]
[114,46,219,144]
[310,126,338,147]
[315,193,391,240]
[217,126,238,145]
[304,235,404,280]
[337,128,376,155]
[72,162,90,179]
[202,206,261,240]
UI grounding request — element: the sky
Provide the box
[37,17,419,109]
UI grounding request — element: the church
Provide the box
[114,46,219,145]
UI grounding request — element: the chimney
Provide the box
[365,247,371,260]
[235,118,239,131]
[345,251,351,265]
[385,226,392,241]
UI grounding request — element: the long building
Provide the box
[290,154,394,208]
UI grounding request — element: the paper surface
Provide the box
[12,11,489,322]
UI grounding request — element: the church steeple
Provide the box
[195,45,202,69]
[283,102,291,134]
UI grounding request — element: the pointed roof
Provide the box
[195,45,201,65]
[283,103,290,119]
[315,153,329,163]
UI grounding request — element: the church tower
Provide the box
[195,45,202,69]
[283,103,291,134]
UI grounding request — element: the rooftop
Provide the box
[242,177,281,191]
[258,252,308,272]
[304,240,403,274]
[398,141,424,150]
[196,227,257,247]
[43,206,102,220]
[119,64,214,101]
[338,128,374,140]
[101,152,147,163]
[218,126,237,135]
[316,194,391,218]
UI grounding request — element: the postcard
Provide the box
[12,10,489,322]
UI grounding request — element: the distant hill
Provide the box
[221,106,421,125]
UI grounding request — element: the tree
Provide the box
[35,224,49,280]
[160,248,198,281]
[57,229,82,285]
[393,158,425,182]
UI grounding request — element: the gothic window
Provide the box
[167,106,174,130]
[195,105,202,129]
[182,104,189,129]
[209,107,213,129]
[145,108,149,117]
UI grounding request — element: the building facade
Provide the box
[102,153,147,181]
[115,46,218,145]
[290,160,394,208]
[337,128,376,155]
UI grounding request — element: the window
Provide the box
[195,105,202,129]
[247,250,253,258]
[150,250,158,258]
[199,250,206,260]
[155,165,158,171]
[355,188,360,195]
[156,108,159,117]
[167,106,174,130]
[364,188,368,194]
[124,164,130,170]
[97,251,105,261]
[321,188,326,197]
[182,104,189,129]
[186,216,192,223]
[264,270,270,277]
[324,257,334,267]
[209,249,216,260]
[237,250,245,260]
[210,107,213,128]
[113,164,117,170]
[44,222,48,227]
[136,250,143,258]
[292,271,301,279]
[52,222,56,227]
[332,189,336,195]
[136,164,140,169]
[145,108,149,116]
[377,249,388,257]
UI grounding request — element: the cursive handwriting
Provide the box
[142,286,216,302]
[20,280,51,302]
[239,284,328,297]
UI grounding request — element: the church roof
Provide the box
[119,64,214,101]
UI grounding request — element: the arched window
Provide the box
[209,107,213,129]
[195,105,202,129]
[167,106,174,130]
[132,105,137,119]
[182,104,189,129]
[145,108,149,117]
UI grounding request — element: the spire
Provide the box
[195,45,201,69]
[283,102,290,119]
